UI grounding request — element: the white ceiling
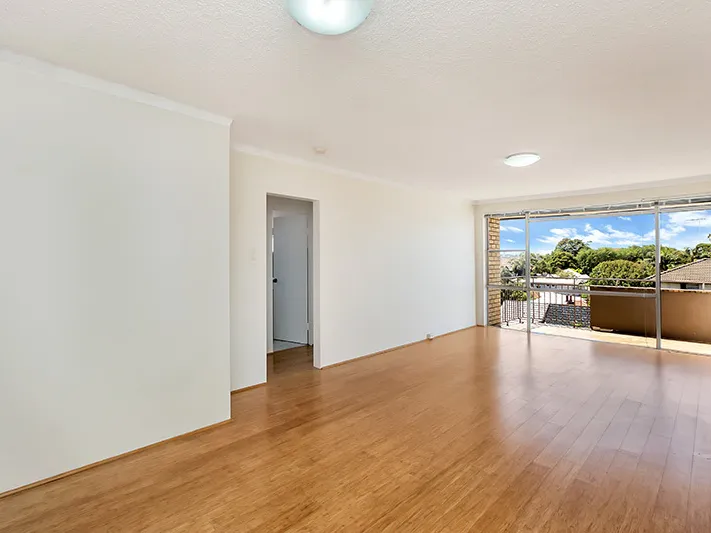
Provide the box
[2,0,710,200]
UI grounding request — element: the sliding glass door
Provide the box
[486,197,711,354]
[659,206,711,355]
[486,216,529,330]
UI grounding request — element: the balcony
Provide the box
[495,278,711,355]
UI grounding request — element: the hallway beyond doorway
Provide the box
[272,340,305,352]
[267,194,315,365]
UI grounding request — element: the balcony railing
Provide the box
[501,290,590,328]
[495,276,649,329]
[491,276,711,345]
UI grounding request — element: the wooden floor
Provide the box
[2,328,710,532]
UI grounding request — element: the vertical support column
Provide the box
[484,215,490,325]
[655,204,662,349]
[525,212,531,334]
[487,217,501,326]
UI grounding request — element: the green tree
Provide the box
[691,242,711,260]
[501,287,527,301]
[531,253,553,275]
[589,260,653,287]
[660,246,692,271]
[618,245,655,265]
[500,252,556,278]
[576,247,618,275]
[506,254,526,277]
[555,238,590,257]
[548,250,577,272]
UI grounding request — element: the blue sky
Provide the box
[499,210,711,254]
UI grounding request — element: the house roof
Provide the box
[660,258,711,284]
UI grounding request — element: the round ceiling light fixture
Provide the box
[287,0,374,35]
[504,152,541,167]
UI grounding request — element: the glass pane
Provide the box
[527,212,657,348]
[529,212,657,284]
[660,208,711,355]
[489,217,525,250]
[488,251,526,286]
[488,288,529,331]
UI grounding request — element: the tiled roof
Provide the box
[660,258,711,284]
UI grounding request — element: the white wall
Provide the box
[231,150,476,389]
[0,54,232,493]
[266,196,314,353]
[473,176,711,324]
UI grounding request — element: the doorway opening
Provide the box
[267,195,317,375]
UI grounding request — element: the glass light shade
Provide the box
[504,153,541,167]
[287,0,374,35]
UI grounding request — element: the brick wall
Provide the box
[487,217,501,326]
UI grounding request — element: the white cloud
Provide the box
[585,229,614,245]
[536,227,580,244]
[659,210,711,247]
[603,225,654,245]
[505,239,516,243]
[666,211,711,228]
[618,216,632,221]
[501,225,524,233]
[537,223,648,247]
[532,210,711,252]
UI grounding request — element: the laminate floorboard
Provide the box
[2,328,711,532]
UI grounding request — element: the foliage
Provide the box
[499,273,527,301]
[659,246,692,271]
[501,253,555,278]
[555,269,578,278]
[619,245,656,265]
[589,260,654,287]
[501,288,527,301]
[576,247,619,275]
[548,250,577,272]
[555,238,590,256]
[499,233,706,284]
[502,254,526,278]
[691,242,711,260]
[574,245,693,275]
[530,253,551,275]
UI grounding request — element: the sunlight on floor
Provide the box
[530,325,711,356]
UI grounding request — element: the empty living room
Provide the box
[2,1,711,531]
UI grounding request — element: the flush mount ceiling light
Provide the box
[287,0,374,35]
[504,153,541,167]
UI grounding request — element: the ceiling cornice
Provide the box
[231,143,461,197]
[471,173,711,206]
[0,49,232,127]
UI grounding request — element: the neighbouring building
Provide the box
[659,258,711,290]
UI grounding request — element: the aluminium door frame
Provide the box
[485,203,666,349]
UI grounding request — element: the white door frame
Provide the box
[266,194,321,368]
